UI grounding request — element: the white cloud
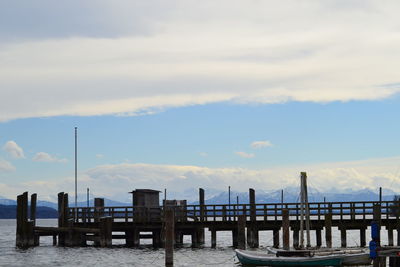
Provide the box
[0,159,15,172]
[96,154,104,159]
[1,2,400,121]
[199,152,208,157]
[32,152,67,163]
[3,141,25,159]
[251,141,273,149]
[2,156,400,200]
[235,151,255,158]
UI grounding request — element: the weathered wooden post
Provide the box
[165,208,175,267]
[198,188,205,245]
[16,192,36,248]
[247,188,259,248]
[199,188,205,222]
[99,217,112,247]
[316,228,322,248]
[293,229,299,249]
[282,209,290,250]
[340,227,347,248]
[30,193,37,223]
[16,192,27,248]
[57,192,64,246]
[388,227,394,246]
[372,204,381,267]
[360,227,366,247]
[237,214,246,249]
[30,193,39,246]
[94,198,104,222]
[325,204,332,248]
[133,228,140,248]
[273,229,280,248]
[153,229,161,248]
[191,229,199,248]
[211,229,217,248]
[125,230,134,247]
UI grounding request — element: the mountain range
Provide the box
[1,187,397,207]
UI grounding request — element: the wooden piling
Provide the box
[16,192,36,248]
[388,227,394,246]
[196,228,205,246]
[293,229,299,249]
[249,188,256,222]
[165,208,174,267]
[237,215,246,249]
[232,229,238,247]
[397,228,400,247]
[16,193,27,248]
[211,229,216,248]
[133,228,140,248]
[373,204,381,245]
[325,207,332,248]
[247,189,259,248]
[153,230,161,248]
[373,204,382,267]
[340,228,347,248]
[30,193,39,246]
[99,217,112,247]
[360,228,366,247]
[30,193,37,223]
[282,209,290,250]
[273,229,280,248]
[94,198,104,223]
[316,228,322,248]
[57,192,65,246]
[199,188,205,222]
[125,230,133,247]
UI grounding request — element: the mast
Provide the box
[75,127,78,221]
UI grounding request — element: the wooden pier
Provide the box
[16,188,400,251]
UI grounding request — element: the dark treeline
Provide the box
[0,204,57,219]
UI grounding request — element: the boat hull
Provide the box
[265,247,371,266]
[235,249,343,266]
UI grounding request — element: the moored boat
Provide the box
[235,249,343,266]
[265,247,371,266]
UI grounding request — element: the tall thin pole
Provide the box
[299,174,305,248]
[228,186,231,221]
[75,127,78,221]
[87,188,89,208]
[302,172,311,248]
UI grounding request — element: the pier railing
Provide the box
[68,200,400,223]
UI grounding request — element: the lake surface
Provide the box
[0,219,382,266]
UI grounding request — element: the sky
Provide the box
[1,1,400,201]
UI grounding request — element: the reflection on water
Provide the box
[0,219,381,266]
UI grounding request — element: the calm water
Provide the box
[0,219,381,266]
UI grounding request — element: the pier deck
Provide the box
[15,190,400,250]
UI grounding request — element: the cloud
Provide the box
[96,154,104,159]
[3,141,25,159]
[1,2,400,121]
[32,152,68,163]
[199,152,208,157]
[0,159,16,172]
[2,156,400,200]
[251,141,273,149]
[235,151,255,158]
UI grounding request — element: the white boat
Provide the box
[266,246,371,266]
[235,249,343,266]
